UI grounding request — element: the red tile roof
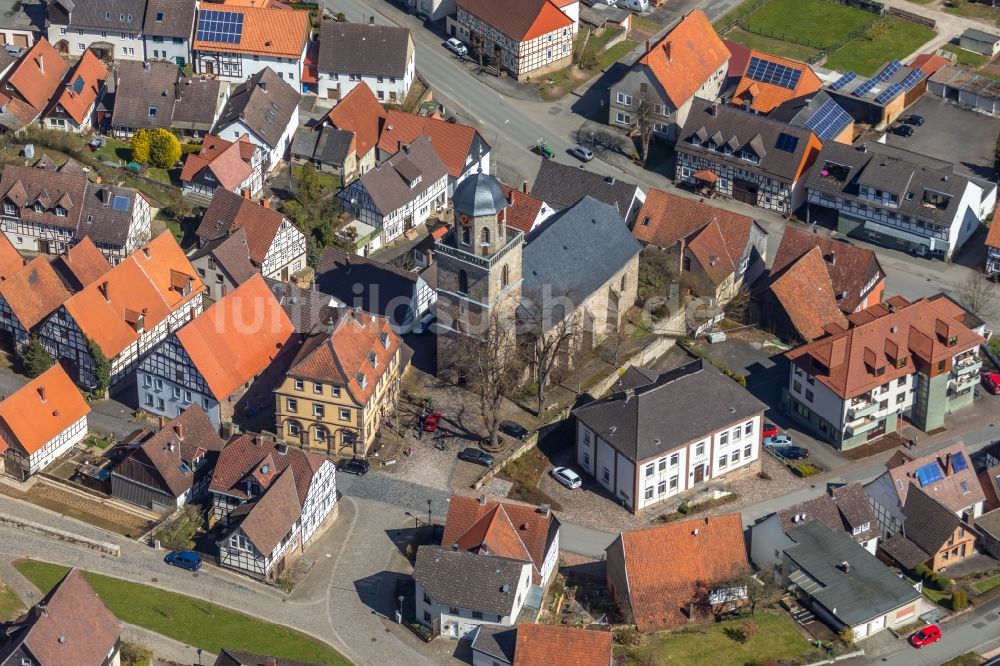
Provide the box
[441,495,559,585]
[0,364,90,456]
[232,466,302,554]
[770,226,883,314]
[499,183,546,234]
[196,188,289,265]
[287,311,401,407]
[209,433,326,506]
[910,53,951,75]
[786,297,984,399]
[48,49,109,125]
[686,219,736,285]
[180,135,256,192]
[176,275,295,400]
[732,51,822,114]
[0,256,72,330]
[457,0,573,42]
[192,5,310,58]
[0,233,25,281]
[637,11,729,107]
[20,569,121,666]
[634,189,753,258]
[723,39,751,79]
[64,232,204,358]
[769,247,849,341]
[513,625,613,666]
[378,111,482,179]
[3,39,70,123]
[324,84,387,158]
[987,219,1000,251]
[613,514,748,631]
[53,237,112,288]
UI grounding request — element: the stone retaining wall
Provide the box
[0,513,120,557]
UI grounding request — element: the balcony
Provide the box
[435,229,523,268]
[848,399,878,419]
[949,372,978,392]
[845,416,879,437]
[952,356,982,378]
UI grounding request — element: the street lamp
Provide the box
[405,511,417,528]
[427,499,432,525]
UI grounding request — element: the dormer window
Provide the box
[54,206,66,217]
[155,11,164,21]
[356,371,367,389]
[3,202,14,216]
[948,335,957,347]
[368,351,378,369]
[33,203,44,213]
[380,332,389,348]
[148,107,157,118]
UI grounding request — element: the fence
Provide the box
[888,6,935,27]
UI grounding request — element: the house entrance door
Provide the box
[693,464,705,483]
[733,179,757,205]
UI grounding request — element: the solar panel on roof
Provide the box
[196,9,244,44]
[803,98,852,140]
[112,195,130,211]
[746,56,802,91]
[852,78,878,98]
[899,69,924,91]
[874,83,905,105]
[775,132,799,152]
[830,71,857,91]
[916,462,944,487]
[952,452,969,473]
[72,75,84,95]
[853,60,904,98]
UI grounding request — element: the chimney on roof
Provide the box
[663,40,672,63]
[37,385,46,402]
[258,77,267,91]
[825,250,836,266]
[478,495,485,505]
[37,53,43,74]
[692,528,699,536]
[539,503,550,516]
[944,453,954,476]
[839,560,851,574]
[261,198,270,209]
[158,415,165,429]
[174,423,185,440]
[241,188,251,200]
[369,16,375,24]
[522,180,529,194]
[646,39,650,53]
[37,602,47,616]
[451,543,459,551]
[606,175,615,186]
[402,143,411,155]
[142,246,150,259]
[98,280,109,302]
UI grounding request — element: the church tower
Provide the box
[435,172,523,374]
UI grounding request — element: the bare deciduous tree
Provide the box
[518,292,582,415]
[635,86,656,163]
[955,273,999,321]
[448,309,521,450]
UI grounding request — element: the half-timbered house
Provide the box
[111,404,226,511]
[137,275,296,428]
[41,49,109,133]
[209,434,337,579]
[179,135,264,205]
[0,364,90,479]
[36,232,205,389]
[195,188,307,283]
[0,256,71,352]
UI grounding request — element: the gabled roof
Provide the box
[112,60,224,132]
[52,237,112,290]
[180,135,256,192]
[768,91,853,142]
[522,196,642,328]
[769,247,849,342]
[769,226,883,314]
[774,481,876,542]
[786,298,984,399]
[378,111,487,179]
[175,275,295,400]
[290,123,355,167]
[413,545,529,616]
[882,441,985,514]
[56,0,145,31]
[317,21,412,78]
[213,68,300,151]
[2,39,70,125]
[573,359,766,462]
[48,49,108,125]
[189,227,257,287]
[513,625,613,666]
[531,159,642,216]
[633,188,754,259]
[732,51,822,114]
[0,256,72,330]
[609,514,748,631]
[6,569,121,666]
[192,5,310,57]
[441,496,560,585]
[785,521,920,626]
[115,404,225,498]
[456,0,573,42]
[209,433,325,505]
[227,466,301,555]
[315,247,422,328]
[264,277,341,334]
[909,53,951,76]
[324,84,387,158]
[63,232,204,358]
[196,188,292,265]
[686,218,737,285]
[353,137,448,215]
[0,233,25,281]
[899,484,963,556]
[634,11,729,107]
[0,364,90,456]
[498,182,546,234]
[287,311,401,406]
[143,0,198,38]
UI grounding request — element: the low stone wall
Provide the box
[0,513,120,557]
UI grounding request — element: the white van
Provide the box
[620,0,650,11]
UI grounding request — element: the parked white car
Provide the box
[551,467,582,489]
[763,435,793,448]
[445,38,468,57]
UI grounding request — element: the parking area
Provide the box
[885,96,1000,181]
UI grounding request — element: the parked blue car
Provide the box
[165,550,202,572]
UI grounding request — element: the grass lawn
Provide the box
[291,164,341,192]
[974,573,1000,593]
[82,433,112,449]
[922,585,951,606]
[943,653,984,666]
[990,337,1000,357]
[14,560,351,665]
[942,44,989,68]
[824,18,936,76]
[944,1,1000,27]
[539,30,637,100]
[742,0,874,48]
[723,27,821,61]
[93,136,131,165]
[632,612,815,666]
[500,446,562,510]
[0,580,24,621]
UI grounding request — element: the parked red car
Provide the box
[762,422,779,439]
[909,624,941,648]
[422,412,443,432]
[982,371,1000,395]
